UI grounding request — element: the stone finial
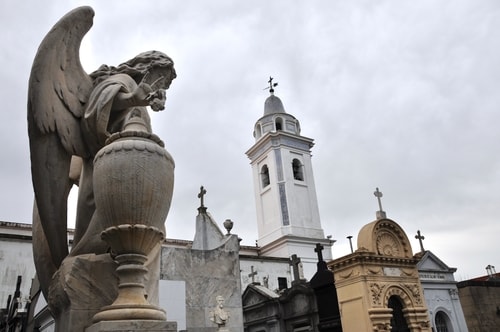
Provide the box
[223,219,233,235]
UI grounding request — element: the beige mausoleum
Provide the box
[329,217,431,332]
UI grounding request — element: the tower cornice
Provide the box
[246,131,314,162]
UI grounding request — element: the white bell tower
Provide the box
[246,78,332,275]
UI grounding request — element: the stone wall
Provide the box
[457,278,500,332]
[0,223,36,308]
[160,235,243,331]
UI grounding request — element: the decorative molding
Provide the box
[376,232,401,257]
[383,286,413,308]
[368,267,382,275]
[400,283,423,306]
[370,283,387,305]
[271,135,313,152]
[274,149,283,181]
[278,183,289,226]
[448,288,459,300]
[401,268,415,277]
[372,220,412,258]
[338,269,354,279]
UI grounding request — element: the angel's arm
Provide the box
[111,82,153,110]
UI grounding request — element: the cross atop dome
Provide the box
[265,76,279,94]
[374,187,387,219]
[263,76,286,116]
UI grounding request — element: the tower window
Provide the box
[254,123,262,139]
[275,117,283,131]
[261,165,270,187]
[292,159,303,181]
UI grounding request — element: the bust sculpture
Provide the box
[210,295,230,331]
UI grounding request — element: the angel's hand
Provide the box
[131,82,154,105]
[147,89,166,112]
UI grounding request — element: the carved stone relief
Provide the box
[338,268,355,279]
[401,268,415,277]
[368,267,383,275]
[376,232,401,256]
[448,288,459,300]
[370,283,387,306]
[400,283,423,305]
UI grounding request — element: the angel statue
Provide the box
[27,5,176,311]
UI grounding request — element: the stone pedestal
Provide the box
[49,254,118,332]
[49,245,164,332]
[85,319,177,332]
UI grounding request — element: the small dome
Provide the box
[264,94,286,115]
[357,218,413,258]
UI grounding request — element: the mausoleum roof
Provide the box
[357,218,413,259]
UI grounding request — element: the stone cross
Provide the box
[374,187,383,211]
[315,243,324,262]
[374,187,387,219]
[415,230,425,252]
[198,186,207,208]
[289,254,303,282]
[248,266,258,283]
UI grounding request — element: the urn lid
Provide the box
[106,130,165,147]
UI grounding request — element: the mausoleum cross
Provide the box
[374,187,387,219]
[248,266,258,283]
[374,187,383,211]
[198,186,207,208]
[289,254,301,282]
[315,243,324,262]
[415,230,425,252]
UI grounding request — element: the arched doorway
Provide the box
[435,311,452,332]
[388,296,410,332]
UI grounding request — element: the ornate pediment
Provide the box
[242,284,278,307]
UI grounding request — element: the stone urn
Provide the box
[93,129,174,232]
[223,219,234,235]
[91,126,174,322]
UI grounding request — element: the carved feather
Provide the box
[27,6,94,270]
[28,6,93,155]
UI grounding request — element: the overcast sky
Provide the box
[1,0,499,280]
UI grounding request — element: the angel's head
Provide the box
[90,50,176,88]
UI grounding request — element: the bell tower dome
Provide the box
[246,77,332,277]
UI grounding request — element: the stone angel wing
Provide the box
[27,6,94,270]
